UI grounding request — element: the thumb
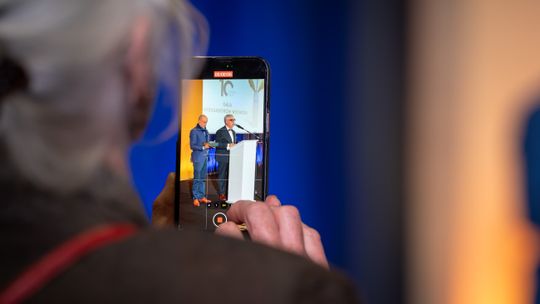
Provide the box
[152,172,176,227]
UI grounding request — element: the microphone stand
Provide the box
[235,124,262,142]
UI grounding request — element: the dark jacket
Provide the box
[215,126,236,163]
[0,144,359,303]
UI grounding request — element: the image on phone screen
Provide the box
[175,57,269,231]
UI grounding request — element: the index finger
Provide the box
[264,195,282,208]
[227,201,281,248]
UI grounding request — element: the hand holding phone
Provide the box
[216,196,329,269]
[152,175,329,269]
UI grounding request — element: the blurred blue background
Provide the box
[130,0,405,303]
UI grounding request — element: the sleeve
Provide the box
[34,229,360,304]
[190,130,202,151]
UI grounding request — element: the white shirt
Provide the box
[226,128,234,150]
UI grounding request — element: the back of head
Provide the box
[0,0,207,195]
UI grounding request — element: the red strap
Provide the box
[0,223,138,304]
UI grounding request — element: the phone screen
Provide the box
[175,57,269,231]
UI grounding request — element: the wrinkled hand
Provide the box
[152,173,329,269]
[216,196,329,269]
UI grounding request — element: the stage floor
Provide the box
[178,170,264,231]
[178,173,229,232]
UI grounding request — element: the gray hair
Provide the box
[0,0,208,193]
[224,114,234,123]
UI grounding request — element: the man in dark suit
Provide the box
[189,114,212,206]
[215,114,237,201]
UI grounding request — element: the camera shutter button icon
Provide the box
[212,212,228,227]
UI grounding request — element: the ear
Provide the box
[125,15,154,140]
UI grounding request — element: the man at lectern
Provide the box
[215,114,237,201]
[189,114,212,206]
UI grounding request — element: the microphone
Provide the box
[235,124,261,140]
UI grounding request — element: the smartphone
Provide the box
[174,57,270,231]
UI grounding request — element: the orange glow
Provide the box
[408,0,540,303]
[179,80,203,181]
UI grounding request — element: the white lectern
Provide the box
[227,140,258,203]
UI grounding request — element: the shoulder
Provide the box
[216,128,227,138]
[191,127,203,135]
[33,229,358,304]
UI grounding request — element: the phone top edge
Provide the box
[187,56,269,79]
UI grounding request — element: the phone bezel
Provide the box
[174,56,271,228]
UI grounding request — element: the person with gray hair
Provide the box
[0,0,357,303]
[215,113,237,201]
